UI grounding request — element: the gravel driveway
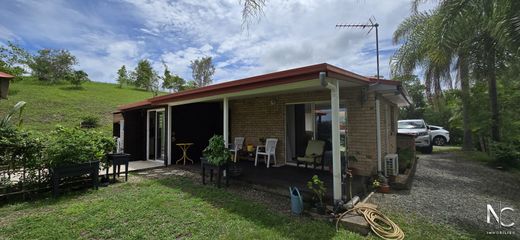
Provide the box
[370,150,520,237]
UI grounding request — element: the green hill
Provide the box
[0,79,159,134]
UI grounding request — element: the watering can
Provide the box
[289,187,303,215]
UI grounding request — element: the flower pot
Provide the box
[379,184,391,193]
[246,144,254,152]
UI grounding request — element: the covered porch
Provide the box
[116,63,410,205]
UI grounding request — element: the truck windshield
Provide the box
[398,121,425,129]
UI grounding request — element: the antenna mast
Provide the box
[336,17,380,80]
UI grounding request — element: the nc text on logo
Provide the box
[487,204,515,228]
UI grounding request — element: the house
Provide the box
[113,63,410,204]
[0,71,14,100]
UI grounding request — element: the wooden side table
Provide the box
[176,143,194,165]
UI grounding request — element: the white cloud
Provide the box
[1,0,435,83]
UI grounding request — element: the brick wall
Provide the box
[229,87,394,176]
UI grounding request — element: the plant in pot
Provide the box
[202,135,231,167]
[46,126,115,178]
[307,175,326,215]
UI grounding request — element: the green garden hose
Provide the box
[336,205,405,240]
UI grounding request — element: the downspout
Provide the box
[375,95,382,173]
[369,80,383,174]
[319,72,342,204]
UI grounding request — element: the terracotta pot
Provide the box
[379,184,391,193]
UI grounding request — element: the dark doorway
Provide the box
[171,102,223,163]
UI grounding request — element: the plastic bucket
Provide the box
[289,187,303,215]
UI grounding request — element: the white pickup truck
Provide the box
[398,119,433,154]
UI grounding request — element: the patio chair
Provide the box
[295,140,325,170]
[255,138,278,168]
[229,137,245,162]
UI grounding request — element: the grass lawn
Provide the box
[0,174,475,240]
[0,79,159,134]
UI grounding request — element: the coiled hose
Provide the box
[336,206,405,240]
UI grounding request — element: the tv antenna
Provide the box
[336,16,380,80]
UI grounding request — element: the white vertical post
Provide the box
[376,95,382,173]
[223,97,229,148]
[167,106,172,165]
[330,79,342,203]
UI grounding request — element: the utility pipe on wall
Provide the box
[375,95,382,173]
[320,72,342,203]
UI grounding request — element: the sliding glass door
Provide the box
[285,102,347,164]
[147,109,166,161]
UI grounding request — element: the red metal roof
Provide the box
[0,72,14,78]
[118,63,403,111]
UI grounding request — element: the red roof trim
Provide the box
[0,72,14,78]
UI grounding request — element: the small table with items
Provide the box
[176,143,194,165]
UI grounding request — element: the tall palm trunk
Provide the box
[485,37,500,142]
[459,54,473,151]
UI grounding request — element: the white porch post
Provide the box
[223,97,229,147]
[330,79,342,203]
[167,106,172,165]
[320,72,342,203]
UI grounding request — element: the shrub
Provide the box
[80,115,99,128]
[202,135,230,166]
[307,175,326,206]
[45,126,115,167]
[490,141,520,170]
[0,127,46,184]
[397,147,414,173]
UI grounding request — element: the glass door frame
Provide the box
[146,108,166,162]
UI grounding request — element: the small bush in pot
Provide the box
[45,126,116,168]
[307,175,326,214]
[202,135,231,166]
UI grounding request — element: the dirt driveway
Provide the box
[371,149,520,238]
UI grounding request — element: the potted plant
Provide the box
[202,135,231,167]
[307,175,327,215]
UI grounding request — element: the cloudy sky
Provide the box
[0,0,433,84]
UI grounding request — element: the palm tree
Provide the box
[428,0,520,142]
[391,10,476,150]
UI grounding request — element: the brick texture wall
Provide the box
[229,87,398,176]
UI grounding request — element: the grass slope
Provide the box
[0,175,474,240]
[0,79,157,134]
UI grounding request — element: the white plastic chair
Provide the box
[229,137,245,162]
[255,138,278,168]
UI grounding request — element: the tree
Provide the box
[67,70,89,88]
[190,56,215,88]
[241,0,266,27]
[161,62,185,92]
[132,59,158,92]
[0,41,31,78]
[395,75,426,119]
[29,49,77,83]
[116,65,129,88]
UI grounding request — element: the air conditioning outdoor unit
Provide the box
[384,154,399,177]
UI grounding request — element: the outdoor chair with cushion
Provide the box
[295,140,326,170]
[255,138,278,168]
[229,137,245,162]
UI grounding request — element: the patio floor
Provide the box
[177,160,369,204]
[100,160,164,176]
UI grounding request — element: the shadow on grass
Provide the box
[156,177,348,240]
